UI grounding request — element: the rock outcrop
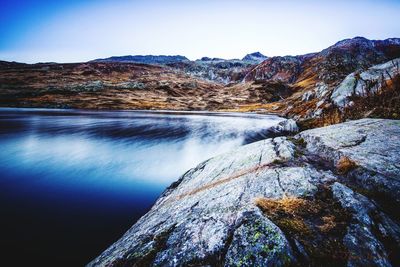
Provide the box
[168,58,256,84]
[242,52,268,63]
[89,119,400,266]
[270,119,299,134]
[244,56,303,83]
[331,58,400,107]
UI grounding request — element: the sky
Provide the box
[1,0,400,63]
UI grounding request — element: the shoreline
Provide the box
[0,106,286,119]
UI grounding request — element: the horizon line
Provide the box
[2,36,399,65]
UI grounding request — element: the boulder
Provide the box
[89,119,400,266]
[270,119,299,134]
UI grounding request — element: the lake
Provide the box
[0,108,285,266]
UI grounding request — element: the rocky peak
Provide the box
[242,52,268,62]
[198,57,225,62]
[329,36,374,49]
[304,37,400,85]
[384,38,400,45]
[199,57,212,61]
[320,37,400,58]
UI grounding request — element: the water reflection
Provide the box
[0,108,284,266]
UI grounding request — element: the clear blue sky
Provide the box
[1,0,400,63]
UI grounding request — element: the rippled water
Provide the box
[0,108,284,266]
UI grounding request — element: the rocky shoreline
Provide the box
[88,118,400,267]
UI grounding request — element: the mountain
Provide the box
[168,58,256,84]
[198,57,225,61]
[242,51,268,62]
[1,37,400,127]
[92,55,189,64]
[245,37,400,85]
[237,37,400,128]
[92,53,268,84]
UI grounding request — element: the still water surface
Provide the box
[0,108,284,266]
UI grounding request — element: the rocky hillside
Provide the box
[94,53,268,84]
[168,58,256,84]
[88,119,400,267]
[238,37,400,127]
[244,37,400,84]
[0,57,293,111]
[0,61,236,110]
[165,52,267,84]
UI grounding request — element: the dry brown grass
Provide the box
[294,75,318,89]
[230,102,282,113]
[254,190,351,266]
[296,105,343,130]
[254,197,314,215]
[336,156,358,175]
[318,215,337,233]
[254,197,318,237]
[254,197,315,236]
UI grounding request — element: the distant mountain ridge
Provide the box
[93,52,268,65]
[91,52,268,84]
[93,55,189,64]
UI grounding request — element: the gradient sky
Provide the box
[1,0,400,63]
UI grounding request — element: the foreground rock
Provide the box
[89,119,400,266]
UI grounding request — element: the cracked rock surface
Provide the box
[88,119,400,267]
[299,118,400,205]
